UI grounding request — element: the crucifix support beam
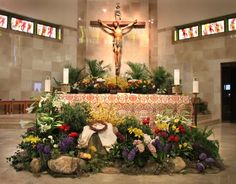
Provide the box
[90,21,145,28]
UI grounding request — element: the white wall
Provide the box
[0,0,78,28]
[158,0,236,29]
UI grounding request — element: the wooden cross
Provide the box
[89,3,145,76]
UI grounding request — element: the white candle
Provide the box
[174,69,180,85]
[193,79,199,93]
[63,68,69,84]
[44,78,51,92]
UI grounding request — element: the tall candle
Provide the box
[193,79,199,93]
[44,78,51,92]
[63,68,69,84]
[174,69,180,85]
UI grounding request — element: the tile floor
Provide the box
[0,123,236,184]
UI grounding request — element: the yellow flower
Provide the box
[23,135,41,144]
[90,145,97,152]
[175,128,180,133]
[183,142,188,148]
[174,119,180,123]
[179,144,182,149]
[155,121,169,131]
[80,152,92,160]
[128,127,144,138]
[172,125,177,130]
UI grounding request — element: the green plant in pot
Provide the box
[126,61,151,80]
[151,66,173,94]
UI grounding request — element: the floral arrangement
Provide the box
[8,93,223,177]
[127,79,156,94]
[90,103,124,126]
[105,76,129,91]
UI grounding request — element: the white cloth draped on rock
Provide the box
[78,123,117,151]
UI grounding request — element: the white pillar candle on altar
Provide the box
[174,69,180,85]
[193,78,199,93]
[63,68,69,84]
[44,77,51,92]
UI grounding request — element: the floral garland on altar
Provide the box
[7,92,224,177]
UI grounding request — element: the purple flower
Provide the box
[122,149,129,159]
[199,153,207,161]
[127,147,138,161]
[163,143,172,153]
[154,139,163,151]
[43,145,51,155]
[205,157,215,165]
[59,137,74,153]
[36,143,44,152]
[196,162,205,172]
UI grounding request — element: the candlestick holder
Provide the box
[61,83,71,93]
[192,93,199,126]
[172,85,182,95]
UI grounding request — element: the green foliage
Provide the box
[126,61,151,80]
[187,127,220,159]
[64,64,86,85]
[86,59,111,78]
[61,102,91,133]
[152,66,173,92]
[7,151,32,171]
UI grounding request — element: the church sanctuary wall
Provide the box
[157,0,236,120]
[0,0,78,100]
[0,28,77,100]
[85,0,150,76]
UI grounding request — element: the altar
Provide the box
[60,93,193,121]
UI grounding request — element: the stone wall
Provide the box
[0,28,77,99]
[158,29,236,119]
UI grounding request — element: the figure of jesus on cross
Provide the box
[98,19,137,76]
[90,3,145,76]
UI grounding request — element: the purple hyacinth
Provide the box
[196,162,205,172]
[36,143,44,152]
[122,149,129,159]
[205,157,215,165]
[43,145,51,155]
[154,139,163,151]
[127,147,138,161]
[163,143,172,153]
[199,153,207,161]
[59,137,74,153]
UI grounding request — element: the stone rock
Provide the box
[30,158,41,173]
[101,167,120,174]
[172,157,186,172]
[77,158,87,170]
[48,156,79,174]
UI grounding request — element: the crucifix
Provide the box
[90,3,145,76]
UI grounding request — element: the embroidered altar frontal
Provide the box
[60,93,193,121]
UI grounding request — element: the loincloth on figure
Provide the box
[113,40,122,52]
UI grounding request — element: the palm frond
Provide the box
[85,59,111,78]
[126,61,151,80]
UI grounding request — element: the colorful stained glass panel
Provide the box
[0,15,8,29]
[228,18,236,31]
[179,26,198,40]
[37,24,56,39]
[202,20,224,36]
[11,17,34,34]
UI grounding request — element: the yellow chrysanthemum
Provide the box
[128,127,144,138]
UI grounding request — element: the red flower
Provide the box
[142,117,150,125]
[68,132,79,138]
[58,124,70,132]
[168,135,179,142]
[159,131,168,138]
[154,128,160,134]
[178,125,186,134]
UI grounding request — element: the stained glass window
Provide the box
[228,18,236,31]
[202,20,224,36]
[11,17,34,34]
[0,14,8,29]
[37,24,56,39]
[179,26,198,40]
